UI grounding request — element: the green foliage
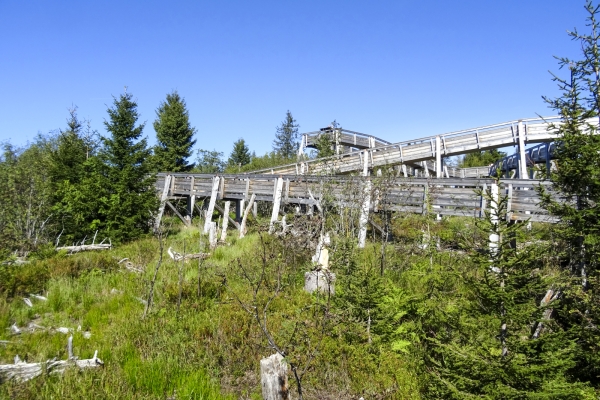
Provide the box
[540,0,600,386]
[152,91,197,172]
[423,183,589,398]
[234,151,294,172]
[273,110,299,159]
[459,149,506,168]
[194,149,225,174]
[0,139,55,251]
[226,138,251,171]
[98,92,158,241]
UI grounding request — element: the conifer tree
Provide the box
[424,182,591,397]
[273,110,299,159]
[540,0,600,384]
[50,107,88,187]
[153,91,197,172]
[227,138,251,170]
[98,91,157,241]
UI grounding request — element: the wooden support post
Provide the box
[214,202,240,229]
[252,202,258,218]
[239,193,256,239]
[260,353,289,400]
[358,180,372,248]
[209,222,217,249]
[203,177,220,234]
[489,183,499,256]
[185,196,193,224]
[435,135,442,178]
[154,175,172,231]
[518,120,528,179]
[362,150,369,177]
[236,199,244,224]
[270,177,284,233]
[220,201,230,241]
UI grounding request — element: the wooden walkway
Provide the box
[253,116,567,178]
[156,173,557,224]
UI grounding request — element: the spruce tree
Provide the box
[152,91,197,172]
[540,0,600,385]
[98,91,158,241]
[227,138,251,170]
[424,182,591,398]
[50,107,88,187]
[273,110,299,159]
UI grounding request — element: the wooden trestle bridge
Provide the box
[155,116,577,246]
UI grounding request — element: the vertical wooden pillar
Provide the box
[239,193,256,239]
[220,201,230,241]
[489,183,499,256]
[358,180,372,248]
[435,135,442,178]
[362,150,369,177]
[203,177,220,234]
[235,200,243,223]
[518,120,528,179]
[154,175,172,231]
[269,178,284,234]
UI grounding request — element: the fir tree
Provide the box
[540,0,600,385]
[273,110,299,159]
[423,181,590,398]
[227,138,251,170]
[98,91,158,241]
[50,107,88,187]
[152,91,197,172]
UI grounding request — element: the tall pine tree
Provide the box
[98,91,157,241]
[153,91,197,172]
[273,110,299,159]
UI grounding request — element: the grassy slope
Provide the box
[0,214,536,399]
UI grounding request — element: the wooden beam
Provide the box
[203,177,220,234]
[166,201,190,226]
[269,177,284,234]
[214,202,240,229]
[220,201,231,241]
[154,175,172,231]
[239,193,256,239]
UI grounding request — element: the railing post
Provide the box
[435,135,442,178]
[518,120,528,179]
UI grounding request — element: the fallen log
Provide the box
[56,244,112,254]
[0,350,104,382]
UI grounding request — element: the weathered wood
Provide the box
[203,177,221,234]
[220,201,231,241]
[269,178,284,234]
[166,201,190,227]
[239,193,256,239]
[358,181,372,248]
[56,244,111,254]
[304,270,336,295]
[209,222,217,249]
[260,353,289,400]
[154,174,172,230]
[214,202,240,229]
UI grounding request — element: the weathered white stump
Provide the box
[260,353,289,400]
[304,270,336,295]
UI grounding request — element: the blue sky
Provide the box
[0,0,587,158]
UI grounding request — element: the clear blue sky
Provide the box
[0,0,587,158]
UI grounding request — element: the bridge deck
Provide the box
[156,173,557,223]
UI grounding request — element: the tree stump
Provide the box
[260,353,289,400]
[304,270,336,295]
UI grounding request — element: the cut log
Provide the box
[260,353,289,400]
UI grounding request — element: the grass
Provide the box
[0,213,558,399]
